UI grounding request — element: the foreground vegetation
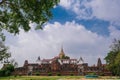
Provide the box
[105,39,120,76]
[0,76,119,80]
[0,76,83,80]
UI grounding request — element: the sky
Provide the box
[1,0,120,67]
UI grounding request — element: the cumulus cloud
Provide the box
[89,0,120,22]
[109,26,120,39]
[2,21,119,67]
[60,0,93,19]
[0,0,120,69]
[59,0,120,24]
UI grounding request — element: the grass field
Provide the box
[0,76,83,80]
[0,76,119,80]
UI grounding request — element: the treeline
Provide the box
[105,39,120,76]
[0,41,17,77]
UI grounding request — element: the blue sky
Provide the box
[1,0,120,67]
[51,6,110,36]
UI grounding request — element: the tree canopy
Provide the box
[0,0,59,40]
[0,41,11,63]
[0,41,17,76]
[0,63,14,77]
[105,39,120,76]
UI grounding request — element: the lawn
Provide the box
[0,76,83,80]
[0,76,119,80]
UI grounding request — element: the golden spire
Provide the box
[59,45,65,58]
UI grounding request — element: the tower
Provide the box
[36,56,41,61]
[78,57,84,64]
[36,56,42,64]
[24,60,28,67]
[97,58,102,67]
[59,46,65,59]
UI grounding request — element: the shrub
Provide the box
[99,73,104,76]
[48,72,52,76]
[5,70,11,76]
[0,70,5,77]
[70,73,74,76]
[0,69,12,77]
[19,74,22,77]
[35,72,40,76]
[57,73,61,76]
[0,64,14,77]
[88,72,96,75]
[28,71,32,76]
[14,74,17,77]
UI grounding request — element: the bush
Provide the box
[0,64,14,77]
[14,74,17,77]
[28,72,32,76]
[35,72,40,76]
[57,73,61,76]
[48,72,52,76]
[70,73,74,76]
[5,70,11,76]
[19,74,22,77]
[0,69,12,77]
[88,72,96,75]
[99,73,104,76]
[0,70,5,77]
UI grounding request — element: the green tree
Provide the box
[0,64,14,77]
[2,64,14,72]
[0,41,11,63]
[105,39,120,76]
[62,55,70,59]
[0,0,59,40]
[0,69,5,76]
[115,52,120,76]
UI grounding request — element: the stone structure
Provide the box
[13,47,112,76]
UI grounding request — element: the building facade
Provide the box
[13,48,111,76]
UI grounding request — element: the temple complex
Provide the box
[13,47,111,76]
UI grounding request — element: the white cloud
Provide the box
[59,0,120,24]
[60,0,93,19]
[59,0,74,9]
[109,26,120,39]
[1,21,119,67]
[89,0,120,22]
[0,0,120,68]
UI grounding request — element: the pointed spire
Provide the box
[79,57,84,62]
[61,45,64,54]
[37,56,41,61]
[97,58,102,67]
[78,57,84,64]
[59,45,65,58]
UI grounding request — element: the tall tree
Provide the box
[105,39,120,76]
[0,41,11,63]
[115,52,120,76]
[0,0,59,40]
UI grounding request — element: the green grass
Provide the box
[0,76,83,80]
[0,76,119,80]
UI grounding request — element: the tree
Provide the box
[10,59,18,68]
[0,64,14,77]
[0,0,59,40]
[0,41,11,63]
[105,39,120,76]
[115,52,120,76]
